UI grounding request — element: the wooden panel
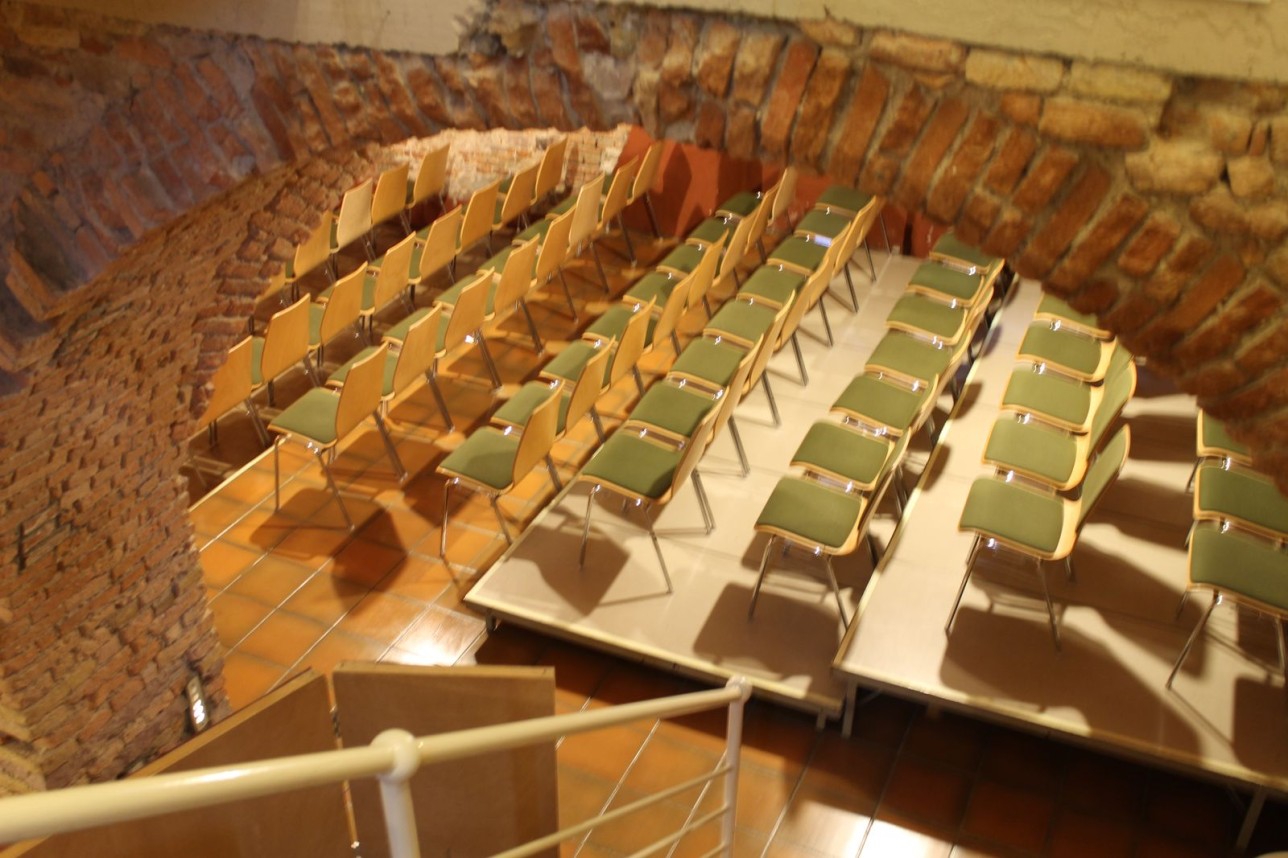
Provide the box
[332,663,558,858]
[4,671,350,858]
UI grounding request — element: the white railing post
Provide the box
[373,729,423,858]
[720,676,751,854]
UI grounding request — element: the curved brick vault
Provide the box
[0,0,1287,789]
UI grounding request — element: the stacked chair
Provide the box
[946,292,1135,649]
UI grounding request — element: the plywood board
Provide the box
[332,663,557,858]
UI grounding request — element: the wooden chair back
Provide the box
[493,238,540,316]
[497,163,539,230]
[370,233,415,315]
[371,163,410,231]
[512,388,561,486]
[292,212,333,282]
[459,179,502,255]
[650,276,691,354]
[568,174,605,251]
[600,158,640,227]
[335,344,387,440]
[409,144,450,208]
[688,233,725,313]
[334,179,374,254]
[710,348,756,442]
[716,210,755,288]
[1077,425,1131,531]
[779,270,822,349]
[744,185,776,256]
[535,209,574,283]
[665,409,719,504]
[391,307,441,398]
[748,304,791,392]
[416,205,463,286]
[609,298,655,388]
[260,295,311,385]
[319,263,366,345]
[441,271,491,349]
[535,137,568,202]
[628,141,665,207]
[769,166,798,225]
[566,344,613,432]
[201,337,254,428]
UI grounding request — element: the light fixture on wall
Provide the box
[185,674,211,734]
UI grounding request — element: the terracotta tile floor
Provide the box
[187,219,1288,856]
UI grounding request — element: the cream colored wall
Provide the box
[29,0,1288,83]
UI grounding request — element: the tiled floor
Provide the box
[187,210,1288,856]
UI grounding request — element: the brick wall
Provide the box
[0,0,1286,790]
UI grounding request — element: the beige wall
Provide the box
[29,0,1288,83]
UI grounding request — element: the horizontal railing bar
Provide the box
[490,765,730,858]
[623,806,728,858]
[0,682,746,846]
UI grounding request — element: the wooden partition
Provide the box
[3,671,349,858]
[333,663,558,858]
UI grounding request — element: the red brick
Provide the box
[694,100,726,148]
[696,20,740,98]
[731,31,784,105]
[1102,286,1162,335]
[1235,320,1288,376]
[984,128,1038,196]
[999,92,1041,126]
[1205,365,1288,415]
[760,39,819,158]
[925,113,999,223]
[1174,279,1283,364]
[1040,97,1148,149]
[725,105,758,161]
[1117,212,1181,278]
[1018,164,1112,277]
[959,192,1002,241]
[983,207,1030,260]
[1012,146,1079,214]
[895,97,969,211]
[1047,194,1149,290]
[1141,235,1214,305]
[876,85,932,156]
[827,64,891,185]
[790,49,851,168]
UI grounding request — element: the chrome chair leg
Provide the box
[426,365,455,432]
[374,414,407,483]
[589,408,606,443]
[558,269,579,321]
[490,495,513,544]
[1167,592,1220,688]
[691,469,715,534]
[945,535,982,635]
[545,454,564,493]
[579,485,599,567]
[825,557,850,626]
[642,505,674,593]
[619,217,636,264]
[475,330,503,389]
[749,536,776,619]
[843,266,859,312]
[644,196,662,239]
[790,333,809,386]
[317,451,354,532]
[728,416,751,476]
[761,374,782,427]
[272,438,282,510]
[1035,557,1061,650]
[591,243,611,294]
[817,298,834,347]
[520,300,544,353]
[440,480,453,559]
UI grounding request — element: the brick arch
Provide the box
[1,0,1287,790]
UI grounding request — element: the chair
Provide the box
[929,232,999,274]
[438,383,563,556]
[269,345,404,531]
[947,425,1132,648]
[905,260,1001,311]
[370,162,410,249]
[831,372,940,441]
[286,212,334,296]
[331,178,374,272]
[198,337,270,448]
[531,208,578,320]
[631,233,724,318]
[865,329,972,403]
[1166,523,1288,689]
[999,345,1132,433]
[592,157,642,267]
[562,174,607,292]
[533,136,568,210]
[626,139,666,237]
[584,275,691,364]
[1033,293,1112,340]
[796,191,884,300]
[885,291,987,352]
[457,178,502,265]
[430,269,502,389]
[322,232,415,339]
[308,263,367,369]
[380,305,453,430]
[577,408,720,593]
[252,294,319,404]
[1017,321,1118,383]
[494,162,539,235]
[410,205,463,299]
[544,298,655,397]
[493,343,612,445]
[678,302,790,433]
[1191,463,1288,544]
[329,307,442,423]
[1186,410,1253,490]
[659,208,754,296]
[481,237,543,352]
[403,143,450,232]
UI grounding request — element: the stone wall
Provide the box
[0,0,1286,789]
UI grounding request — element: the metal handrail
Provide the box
[0,676,752,858]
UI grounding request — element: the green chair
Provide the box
[308,262,367,369]
[998,346,1133,434]
[796,190,883,297]
[865,330,971,402]
[884,292,984,350]
[1191,464,1288,544]
[928,232,999,274]
[1034,293,1112,340]
[410,205,463,298]
[197,336,270,451]
[543,297,655,397]
[905,260,999,311]
[426,269,503,390]
[1166,524,1288,689]
[1017,321,1118,383]
[947,425,1131,648]
[493,342,612,449]
[404,143,449,232]
[437,385,563,556]
[268,345,401,532]
[577,409,721,593]
[586,276,690,364]
[830,372,940,441]
[1187,410,1253,491]
[330,306,444,428]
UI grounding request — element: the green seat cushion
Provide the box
[383,307,443,350]
[886,293,969,343]
[1196,465,1288,536]
[769,236,828,272]
[816,186,871,215]
[931,233,997,269]
[982,417,1079,486]
[687,216,730,246]
[1001,370,1092,429]
[658,243,703,274]
[717,190,760,218]
[1019,323,1103,377]
[268,388,340,444]
[670,338,747,388]
[1037,293,1100,332]
[792,422,893,488]
[547,195,576,217]
[318,275,377,309]
[908,262,988,305]
[737,266,805,307]
[756,477,865,551]
[705,300,778,346]
[438,427,522,491]
[1201,413,1249,458]
[831,374,932,433]
[542,340,603,385]
[308,303,325,346]
[580,432,685,500]
[1190,525,1288,610]
[250,337,265,386]
[959,477,1064,556]
[517,218,553,243]
[626,271,683,305]
[866,332,955,384]
[327,346,397,396]
[627,383,717,440]
[493,381,572,434]
[796,209,852,242]
[479,244,513,275]
[585,304,640,341]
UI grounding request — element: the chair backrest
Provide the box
[1077,424,1131,529]
[1089,352,1137,449]
[535,209,574,282]
[440,271,491,348]
[743,186,776,256]
[628,140,665,206]
[371,163,410,230]
[391,307,441,397]
[780,267,826,347]
[666,409,720,503]
[497,162,540,229]
[260,295,311,385]
[320,264,367,347]
[512,387,561,485]
[569,174,605,250]
[687,235,725,313]
[609,298,656,388]
[292,212,333,282]
[410,144,450,207]
[769,166,799,225]
[717,210,755,282]
[334,179,374,253]
[600,158,640,226]
[459,178,502,253]
[565,344,613,433]
[746,304,791,393]
[709,348,756,442]
[535,136,568,201]
[416,206,463,285]
[201,337,254,428]
[335,344,387,439]
[650,276,691,353]
[493,237,540,314]
[370,233,415,314]
[854,194,883,244]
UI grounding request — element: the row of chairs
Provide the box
[747,230,995,627]
[1168,411,1288,688]
[947,292,1136,649]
